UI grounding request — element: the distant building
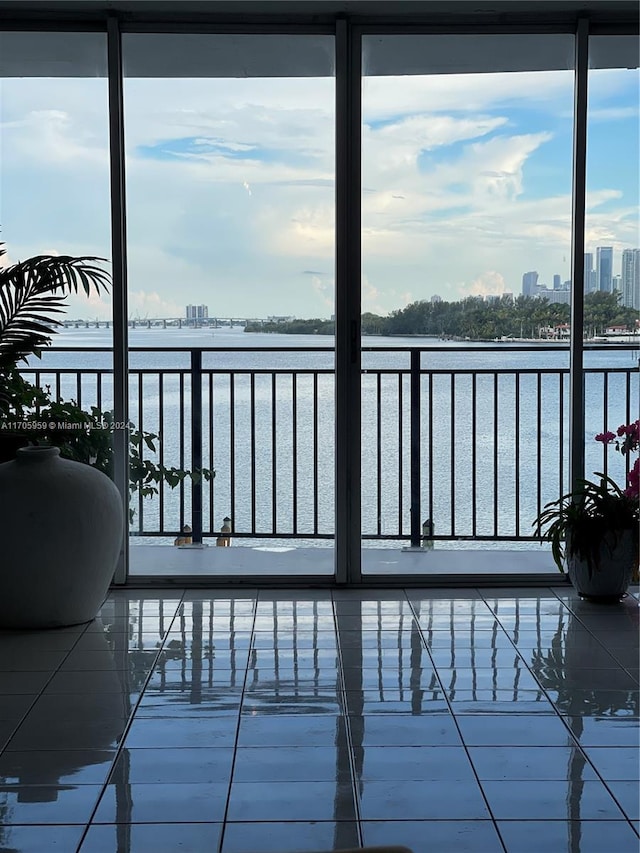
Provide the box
[543,289,571,305]
[553,274,562,290]
[267,315,295,323]
[522,271,538,296]
[430,294,442,303]
[584,253,597,293]
[621,249,640,309]
[186,304,209,320]
[612,275,622,296]
[596,246,613,293]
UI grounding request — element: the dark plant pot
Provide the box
[567,529,638,602]
[0,446,123,628]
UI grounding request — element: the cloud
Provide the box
[261,201,334,258]
[459,270,507,298]
[310,274,333,310]
[587,105,640,122]
[3,107,109,168]
[586,189,623,210]
[65,289,112,320]
[362,274,386,315]
[433,132,554,201]
[367,113,507,156]
[1,62,636,319]
[128,290,184,319]
[362,69,574,122]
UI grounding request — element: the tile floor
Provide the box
[0,586,638,853]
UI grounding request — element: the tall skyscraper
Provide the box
[553,274,561,290]
[596,247,613,293]
[584,253,597,293]
[522,271,538,296]
[621,249,640,310]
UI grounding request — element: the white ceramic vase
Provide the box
[0,446,123,628]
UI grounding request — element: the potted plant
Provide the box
[533,421,639,601]
[0,240,212,504]
[0,240,212,627]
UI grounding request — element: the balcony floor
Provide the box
[0,585,638,853]
[129,543,562,584]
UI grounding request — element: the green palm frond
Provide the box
[16,254,111,297]
[0,253,110,368]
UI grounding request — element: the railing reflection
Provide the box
[1,593,634,845]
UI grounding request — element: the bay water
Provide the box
[29,326,639,550]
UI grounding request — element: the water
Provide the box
[26,326,639,549]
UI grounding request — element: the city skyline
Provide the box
[521,244,640,309]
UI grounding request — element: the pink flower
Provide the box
[624,458,640,499]
[596,422,640,497]
[617,420,640,441]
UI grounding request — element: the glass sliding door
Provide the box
[584,34,640,491]
[360,33,576,577]
[121,33,336,578]
[0,31,116,541]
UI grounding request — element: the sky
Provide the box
[1,33,638,320]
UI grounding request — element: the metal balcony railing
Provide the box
[21,345,638,546]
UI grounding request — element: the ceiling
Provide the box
[0,0,638,22]
[0,0,636,77]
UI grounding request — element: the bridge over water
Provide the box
[62,317,266,329]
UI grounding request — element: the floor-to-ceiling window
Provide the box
[1,11,637,586]
[0,30,115,532]
[585,34,640,492]
[359,32,578,575]
[120,32,336,577]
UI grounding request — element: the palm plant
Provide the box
[0,242,109,369]
[0,239,213,512]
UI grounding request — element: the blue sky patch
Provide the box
[137,136,315,168]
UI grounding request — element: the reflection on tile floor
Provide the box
[0,587,638,853]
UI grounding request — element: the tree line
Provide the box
[245,292,636,340]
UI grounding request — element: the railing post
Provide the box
[190,349,203,544]
[410,349,421,548]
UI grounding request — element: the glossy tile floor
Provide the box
[0,586,638,853]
